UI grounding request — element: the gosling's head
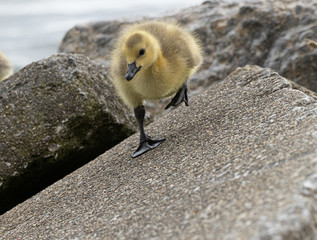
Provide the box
[122,31,160,81]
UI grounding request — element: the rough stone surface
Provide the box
[58,0,317,98]
[0,53,136,214]
[1,65,317,239]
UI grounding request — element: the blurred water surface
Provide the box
[0,0,203,69]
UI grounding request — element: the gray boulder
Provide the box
[1,65,317,239]
[59,0,317,94]
[0,53,136,214]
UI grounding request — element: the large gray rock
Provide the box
[1,65,317,239]
[0,53,136,214]
[59,0,317,94]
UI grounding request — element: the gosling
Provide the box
[0,51,13,81]
[110,21,203,158]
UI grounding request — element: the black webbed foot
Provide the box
[132,106,165,158]
[165,83,189,109]
[132,137,165,158]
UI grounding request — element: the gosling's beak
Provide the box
[125,61,142,81]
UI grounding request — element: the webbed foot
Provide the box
[165,83,189,109]
[132,137,165,158]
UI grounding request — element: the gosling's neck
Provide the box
[148,51,167,77]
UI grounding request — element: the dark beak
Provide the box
[125,61,142,81]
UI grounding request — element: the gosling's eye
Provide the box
[139,49,145,56]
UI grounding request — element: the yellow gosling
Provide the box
[0,51,13,81]
[110,21,203,158]
[306,39,317,49]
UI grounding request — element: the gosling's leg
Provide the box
[165,82,189,110]
[132,105,165,158]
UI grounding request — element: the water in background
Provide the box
[0,0,203,69]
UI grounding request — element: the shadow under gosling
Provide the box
[110,21,203,158]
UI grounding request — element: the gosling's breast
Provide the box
[131,74,171,100]
[131,66,187,100]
